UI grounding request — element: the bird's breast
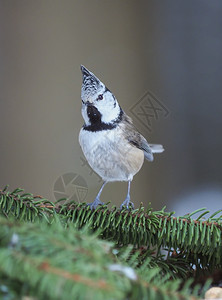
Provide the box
[79,127,144,181]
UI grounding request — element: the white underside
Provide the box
[79,127,145,182]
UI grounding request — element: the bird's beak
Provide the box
[82,99,93,106]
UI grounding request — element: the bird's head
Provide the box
[80,65,122,128]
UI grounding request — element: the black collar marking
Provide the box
[83,106,123,132]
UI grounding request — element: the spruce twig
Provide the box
[0,217,208,300]
[0,186,221,298]
[0,187,55,222]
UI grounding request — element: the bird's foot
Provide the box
[87,197,104,210]
[120,196,134,210]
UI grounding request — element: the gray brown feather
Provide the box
[120,113,154,162]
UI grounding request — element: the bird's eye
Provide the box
[97,94,103,101]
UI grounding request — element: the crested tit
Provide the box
[79,66,164,210]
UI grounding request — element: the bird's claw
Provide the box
[120,198,134,210]
[87,198,104,210]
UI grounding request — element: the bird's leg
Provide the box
[87,181,107,210]
[120,181,134,210]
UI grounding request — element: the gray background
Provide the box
[1,1,222,215]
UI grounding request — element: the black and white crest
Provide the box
[81,66,104,103]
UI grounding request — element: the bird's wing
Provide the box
[128,134,154,162]
[121,114,154,162]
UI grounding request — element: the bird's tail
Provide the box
[149,144,164,153]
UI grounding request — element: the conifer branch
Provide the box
[0,186,55,221]
[0,186,221,298]
[0,216,209,300]
[57,202,222,272]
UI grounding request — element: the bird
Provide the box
[79,65,164,210]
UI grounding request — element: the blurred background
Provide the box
[1,1,222,215]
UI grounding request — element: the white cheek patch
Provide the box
[97,91,120,124]
[101,104,121,124]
